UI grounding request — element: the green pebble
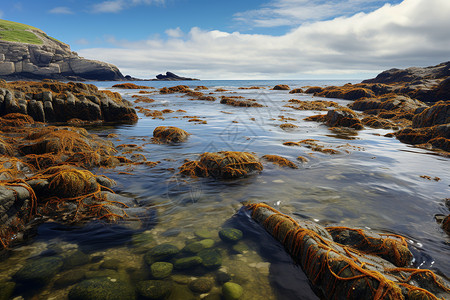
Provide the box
[232,243,249,254]
[182,242,205,254]
[151,262,173,279]
[194,229,214,239]
[199,239,215,248]
[198,249,222,270]
[222,282,243,300]
[174,256,203,270]
[219,228,243,244]
[144,244,179,265]
[137,280,173,299]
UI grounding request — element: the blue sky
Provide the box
[1,0,449,79]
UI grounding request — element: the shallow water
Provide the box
[2,80,449,299]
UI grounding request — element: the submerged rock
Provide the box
[14,256,63,287]
[219,228,243,244]
[150,262,173,279]
[189,278,213,293]
[137,280,173,299]
[144,243,180,264]
[174,256,203,270]
[222,282,244,300]
[198,249,222,269]
[68,277,136,300]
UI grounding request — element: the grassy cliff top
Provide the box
[0,19,61,45]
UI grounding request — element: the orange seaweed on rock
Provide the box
[179,151,263,179]
[152,126,190,143]
[315,84,375,100]
[289,88,304,94]
[272,84,290,90]
[261,155,298,169]
[159,85,190,94]
[279,123,299,130]
[285,99,340,111]
[304,86,324,94]
[245,203,450,300]
[220,97,264,107]
[305,108,364,130]
[112,83,149,89]
[0,113,35,131]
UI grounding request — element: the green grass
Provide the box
[0,19,44,44]
[0,30,43,44]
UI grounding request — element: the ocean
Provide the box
[3,80,449,299]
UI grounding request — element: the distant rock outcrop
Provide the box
[363,61,450,84]
[154,72,199,81]
[0,20,125,81]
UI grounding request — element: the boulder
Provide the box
[412,101,450,128]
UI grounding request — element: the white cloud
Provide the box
[92,1,125,13]
[79,0,450,79]
[92,0,164,13]
[49,7,74,14]
[234,0,401,28]
[165,27,183,38]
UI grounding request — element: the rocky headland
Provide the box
[0,20,125,81]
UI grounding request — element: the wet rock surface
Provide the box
[0,81,138,123]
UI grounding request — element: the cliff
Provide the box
[0,19,125,81]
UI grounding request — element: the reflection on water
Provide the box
[1,80,449,299]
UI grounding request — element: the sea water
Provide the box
[1,80,448,299]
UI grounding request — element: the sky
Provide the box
[1,0,450,79]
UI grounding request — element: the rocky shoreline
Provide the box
[0,61,449,299]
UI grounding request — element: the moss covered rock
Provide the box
[174,256,203,270]
[150,262,173,279]
[222,282,244,300]
[68,277,136,300]
[144,243,179,264]
[198,249,222,269]
[219,228,243,244]
[188,278,213,293]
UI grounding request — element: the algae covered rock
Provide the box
[152,126,190,143]
[150,262,173,279]
[272,84,290,90]
[68,277,136,300]
[179,151,263,179]
[144,243,180,264]
[222,282,244,300]
[137,280,173,299]
[189,278,213,293]
[219,228,243,244]
[174,256,203,270]
[14,256,63,287]
[198,249,222,269]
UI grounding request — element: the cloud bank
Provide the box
[49,7,74,14]
[79,0,450,79]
